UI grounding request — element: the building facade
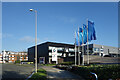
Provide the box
[28,42,119,64]
[0,50,28,63]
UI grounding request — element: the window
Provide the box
[17,56,20,60]
[101,49,104,51]
[49,46,53,50]
[69,48,74,52]
[57,47,63,51]
[93,48,96,51]
[97,48,100,51]
[94,48,100,52]
[24,55,26,59]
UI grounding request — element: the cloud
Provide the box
[20,36,41,43]
[2,33,13,38]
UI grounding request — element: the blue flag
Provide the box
[75,31,78,46]
[88,20,96,41]
[83,24,87,44]
[79,27,83,45]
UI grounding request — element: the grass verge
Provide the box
[28,68,47,80]
[40,64,56,66]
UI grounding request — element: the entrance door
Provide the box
[39,57,45,64]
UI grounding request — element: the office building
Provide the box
[28,42,119,64]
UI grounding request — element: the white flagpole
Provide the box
[78,27,80,65]
[82,25,84,65]
[87,19,89,64]
[75,31,77,66]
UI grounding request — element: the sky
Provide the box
[2,2,118,52]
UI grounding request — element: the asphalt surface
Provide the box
[41,66,84,80]
[2,63,34,80]
[1,64,84,80]
[0,64,2,80]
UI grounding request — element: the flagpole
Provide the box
[87,19,89,64]
[78,27,80,65]
[75,31,77,66]
[82,25,84,65]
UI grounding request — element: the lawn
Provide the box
[28,68,47,80]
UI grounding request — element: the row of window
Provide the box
[93,48,104,52]
[49,46,74,52]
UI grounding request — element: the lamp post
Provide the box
[29,9,37,73]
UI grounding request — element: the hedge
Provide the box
[59,62,74,65]
[14,60,20,64]
[71,64,120,80]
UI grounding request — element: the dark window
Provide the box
[24,55,26,59]
[17,56,20,60]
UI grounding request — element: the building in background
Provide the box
[0,50,28,63]
[0,54,3,63]
[28,42,119,64]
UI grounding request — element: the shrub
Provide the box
[71,64,120,80]
[14,60,20,64]
[59,62,74,65]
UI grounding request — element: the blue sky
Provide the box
[2,2,118,52]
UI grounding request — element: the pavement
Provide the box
[41,66,84,80]
[2,63,34,80]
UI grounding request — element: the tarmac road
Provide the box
[41,66,84,80]
[2,63,34,80]
[2,64,84,80]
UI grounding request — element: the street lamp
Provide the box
[29,9,37,73]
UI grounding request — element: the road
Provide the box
[2,64,84,80]
[0,64,2,80]
[41,66,84,80]
[2,63,34,80]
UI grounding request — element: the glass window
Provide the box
[94,48,100,51]
[94,48,96,51]
[24,55,26,59]
[98,48,99,51]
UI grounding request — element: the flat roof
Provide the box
[28,41,118,49]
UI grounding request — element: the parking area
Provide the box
[2,64,34,80]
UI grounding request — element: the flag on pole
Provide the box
[78,27,83,45]
[88,20,96,41]
[75,31,78,46]
[83,24,87,44]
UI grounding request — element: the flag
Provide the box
[75,31,78,46]
[83,24,87,44]
[78,27,83,45]
[88,20,96,41]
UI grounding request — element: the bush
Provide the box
[14,60,20,64]
[44,64,56,66]
[29,68,47,80]
[71,64,120,80]
[59,62,74,65]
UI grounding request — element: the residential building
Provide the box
[0,50,28,63]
